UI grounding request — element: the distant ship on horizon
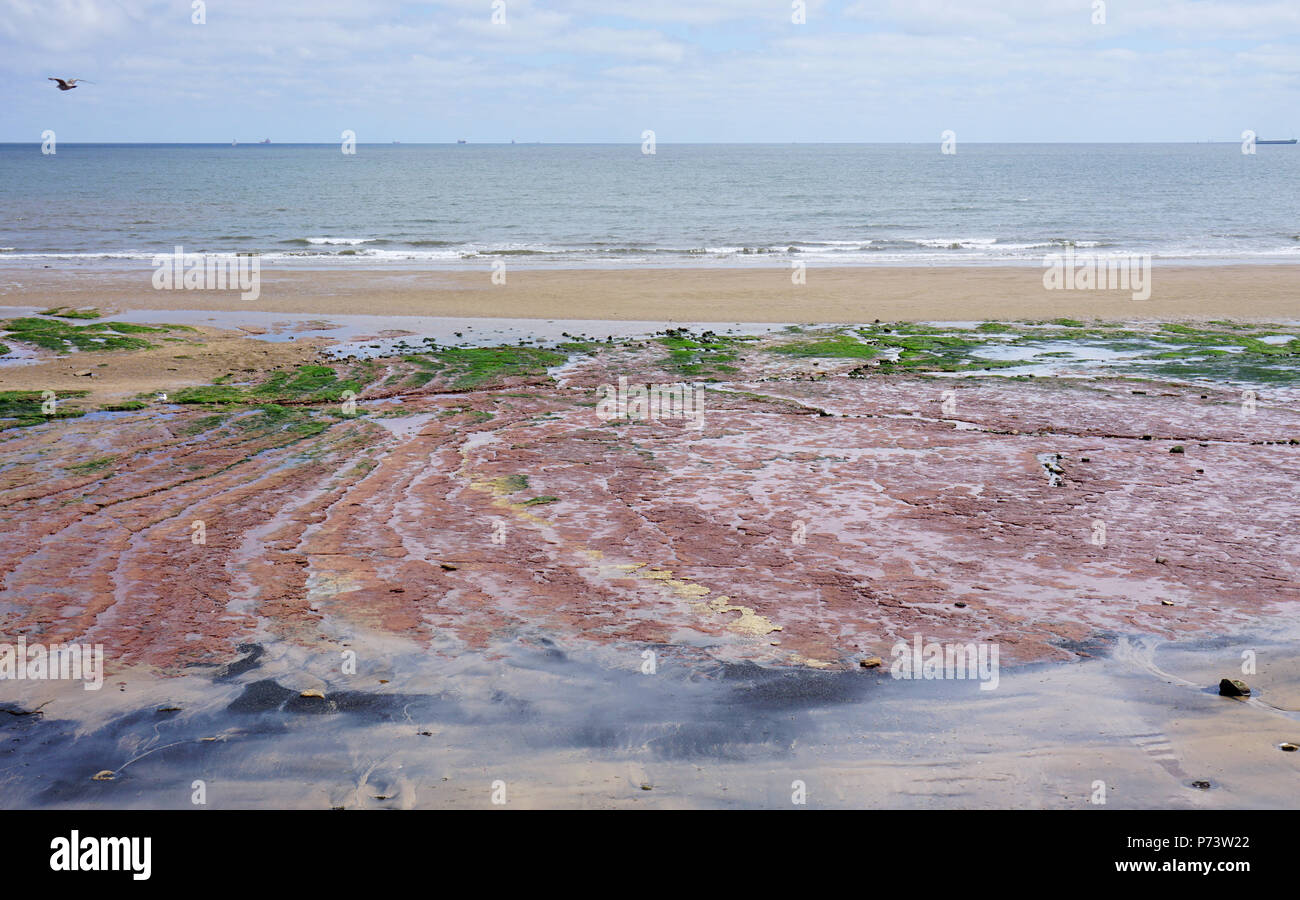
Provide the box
[1256,138,1297,145]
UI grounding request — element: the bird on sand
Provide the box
[49,77,91,91]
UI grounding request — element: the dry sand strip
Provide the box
[3,264,1299,322]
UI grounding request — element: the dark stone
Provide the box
[1218,678,1250,697]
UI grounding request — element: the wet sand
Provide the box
[3,627,1297,809]
[2,263,1299,322]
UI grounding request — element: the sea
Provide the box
[1,142,1298,268]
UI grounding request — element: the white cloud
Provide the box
[0,0,1295,141]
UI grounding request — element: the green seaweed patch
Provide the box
[1,317,166,353]
[232,404,333,438]
[68,455,118,474]
[176,362,378,406]
[101,322,165,334]
[0,389,90,423]
[252,364,364,401]
[555,340,600,353]
[98,400,148,412]
[1123,324,1300,382]
[494,473,530,493]
[1141,358,1300,385]
[179,413,228,435]
[413,346,567,389]
[174,385,248,405]
[40,307,102,319]
[654,329,743,379]
[522,495,558,506]
[835,324,1057,374]
[768,334,877,359]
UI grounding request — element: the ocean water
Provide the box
[1,143,1298,268]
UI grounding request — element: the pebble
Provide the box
[1218,678,1250,697]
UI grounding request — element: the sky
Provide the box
[1,0,1298,143]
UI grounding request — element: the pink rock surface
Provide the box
[2,345,1298,677]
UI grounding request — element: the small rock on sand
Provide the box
[859,657,883,668]
[1218,678,1250,697]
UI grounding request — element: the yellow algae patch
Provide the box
[458,451,780,636]
[671,581,711,600]
[306,571,361,602]
[465,472,554,524]
[632,567,712,600]
[693,596,783,636]
[597,563,711,600]
[471,473,530,496]
[789,655,832,669]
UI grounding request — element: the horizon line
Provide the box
[0,139,1276,145]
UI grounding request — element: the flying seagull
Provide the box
[49,77,91,91]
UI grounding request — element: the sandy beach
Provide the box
[3,263,1298,323]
